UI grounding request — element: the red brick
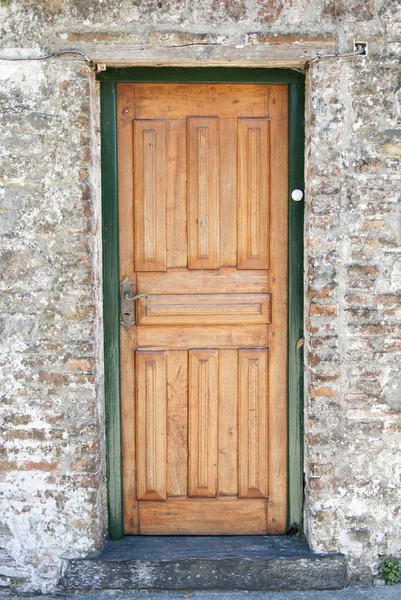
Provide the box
[310,386,339,398]
[310,303,338,316]
[256,0,290,23]
[0,461,59,472]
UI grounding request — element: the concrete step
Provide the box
[60,536,347,591]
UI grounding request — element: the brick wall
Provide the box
[1,0,400,592]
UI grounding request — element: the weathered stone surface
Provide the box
[61,536,347,591]
[0,58,104,594]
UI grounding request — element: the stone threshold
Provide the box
[60,536,347,591]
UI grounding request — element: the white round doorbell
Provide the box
[291,189,304,202]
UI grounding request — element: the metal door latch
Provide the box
[120,276,148,330]
[124,292,149,301]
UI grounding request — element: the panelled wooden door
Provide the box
[117,83,288,535]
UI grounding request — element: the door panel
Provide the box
[238,118,270,270]
[117,83,288,535]
[188,349,218,498]
[133,120,167,271]
[136,293,271,325]
[188,117,220,269]
[238,349,269,499]
[136,351,167,501]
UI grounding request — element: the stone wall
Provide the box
[0,57,104,592]
[1,0,400,592]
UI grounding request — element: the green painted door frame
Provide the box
[98,67,305,540]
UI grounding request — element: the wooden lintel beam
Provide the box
[50,41,336,68]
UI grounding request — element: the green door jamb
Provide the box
[288,82,305,533]
[100,82,123,540]
[99,68,305,540]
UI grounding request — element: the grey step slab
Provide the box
[60,536,347,591]
[6,590,401,600]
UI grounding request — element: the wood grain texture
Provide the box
[218,349,238,496]
[266,85,289,534]
[188,350,218,497]
[117,83,135,279]
[134,84,268,119]
[139,498,268,534]
[118,82,289,535]
[188,117,219,269]
[239,349,269,500]
[120,327,138,534]
[167,351,188,497]
[137,324,268,350]
[117,84,138,534]
[137,268,269,295]
[52,41,337,68]
[136,351,167,501]
[137,294,271,325]
[134,120,166,271]
[166,119,187,268]
[219,119,237,267]
[238,118,270,270]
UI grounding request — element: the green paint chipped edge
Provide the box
[100,82,123,540]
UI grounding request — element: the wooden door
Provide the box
[117,83,288,535]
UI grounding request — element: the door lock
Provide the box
[120,276,148,330]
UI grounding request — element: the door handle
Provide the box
[120,276,148,330]
[124,292,149,301]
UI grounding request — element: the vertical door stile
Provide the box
[117,83,139,534]
[266,84,289,533]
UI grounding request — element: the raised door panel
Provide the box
[188,117,219,269]
[188,349,218,497]
[238,349,269,499]
[136,351,167,501]
[238,118,270,270]
[136,294,271,325]
[134,120,167,271]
